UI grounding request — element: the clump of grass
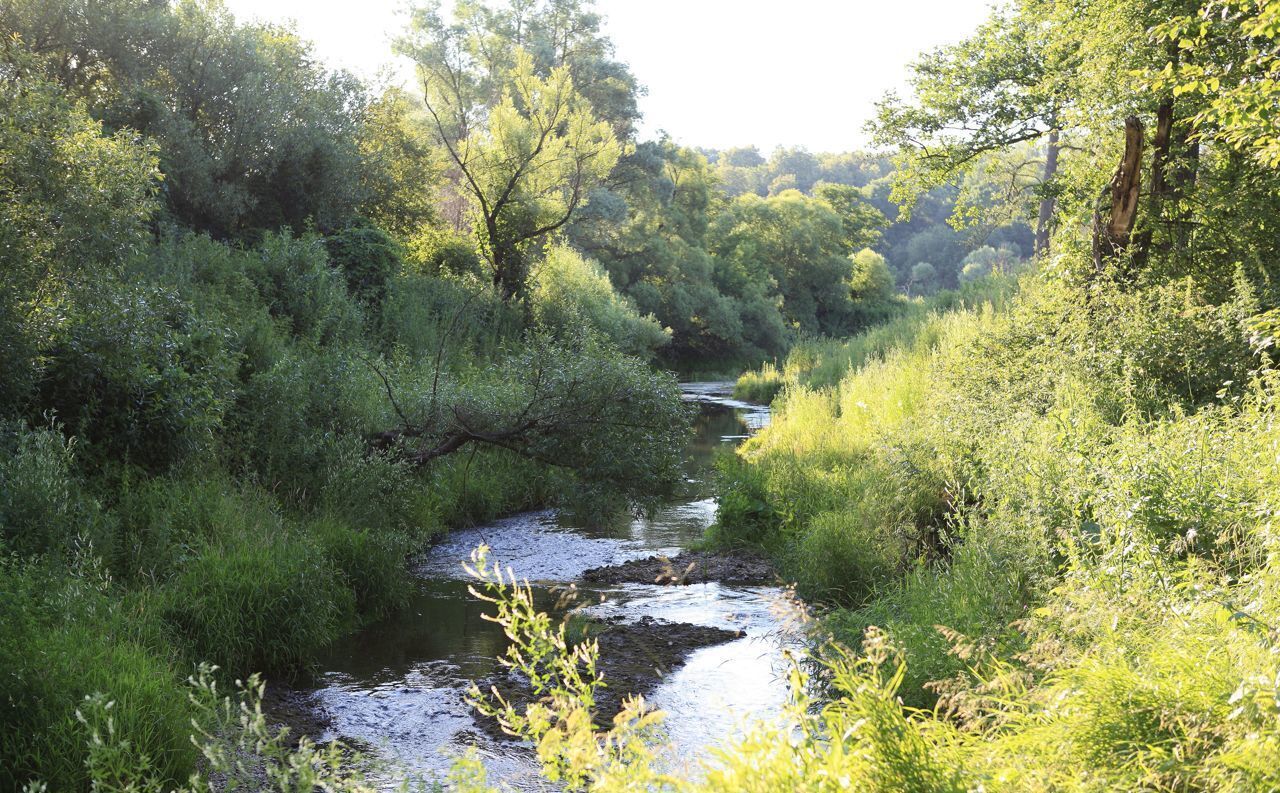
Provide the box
[0,561,197,791]
[309,515,412,620]
[161,531,355,677]
[733,361,785,403]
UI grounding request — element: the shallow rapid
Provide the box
[305,383,794,789]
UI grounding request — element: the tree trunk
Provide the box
[1169,120,1199,259]
[1034,127,1061,257]
[1092,116,1144,274]
[1131,100,1173,271]
[1150,100,1174,201]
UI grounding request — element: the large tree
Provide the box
[3,0,375,239]
[401,5,621,300]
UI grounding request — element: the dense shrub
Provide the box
[244,231,363,345]
[324,219,403,307]
[34,278,238,471]
[0,421,111,559]
[529,244,670,357]
[111,475,280,584]
[380,272,518,359]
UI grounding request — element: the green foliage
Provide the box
[357,87,442,238]
[406,227,487,280]
[708,454,780,546]
[400,334,695,513]
[529,244,670,356]
[406,25,622,299]
[324,220,404,308]
[714,246,1280,788]
[379,272,518,359]
[870,6,1064,227]
[162,529,355,677]
[0,561,196,792]
[814,182,887,252]
[0,48,159,411]
[909,262,938,293]
[309,516,412,620]
[35,276,239,471]
[0,421,110,560]
[708,189,859,337]
[731,362,787,404]
[1147,0,1280,167]
[6,0,374,238]
[245,231,363,345]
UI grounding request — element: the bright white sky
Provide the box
[221,0,994,152]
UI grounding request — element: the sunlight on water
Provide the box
[307,383,788,789]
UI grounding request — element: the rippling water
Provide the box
[306,383,795,789]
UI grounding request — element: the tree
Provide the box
[908,262,938,295]
[403,12,622,301]
[4,0,373,239]
[870,7,1069,256]
[357,88,443,239]
[958,244,1019,283]
[814,182,888,252]
[850,249,893,296]
[1152,0,1280,168]
[708,190,858,336]
[373,335,692,509]
[413,0,641,138]
[566,140,753,362]
[0,45,160,410]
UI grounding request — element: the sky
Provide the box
[221,0,994,153]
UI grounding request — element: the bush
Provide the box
[34,276,238,471]
[309,516,411,619]
[380,273,517,359]
[0,421,112,560]
[732,361,785,403]
[162,530,355,677]
[324,219,403,307]
[227,346,388,492]
[244,231,363,345]
[708,453,780,547]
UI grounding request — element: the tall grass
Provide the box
[704,265,1280,788]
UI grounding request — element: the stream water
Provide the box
[306,383,793,789]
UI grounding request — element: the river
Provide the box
[303,382,794,789]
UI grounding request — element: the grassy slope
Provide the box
[711,269,1280,789]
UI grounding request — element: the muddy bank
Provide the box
[476,616,741,739]
[582,550,776,586]
[262,683,331,744]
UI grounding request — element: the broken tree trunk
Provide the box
[1092,116,1144,274]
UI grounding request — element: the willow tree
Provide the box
[401,9,621,301]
